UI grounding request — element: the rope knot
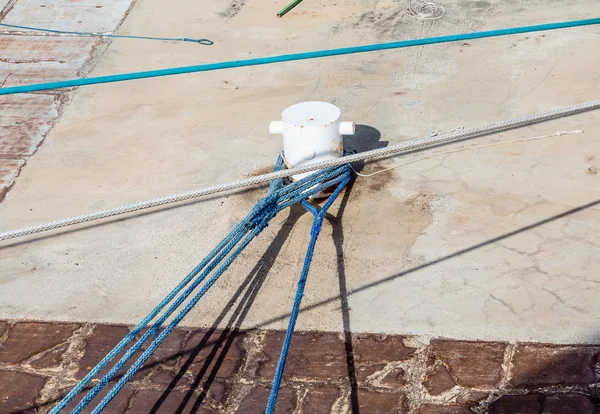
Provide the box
[251,193,279,232]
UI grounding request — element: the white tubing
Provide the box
[1,98,599,242]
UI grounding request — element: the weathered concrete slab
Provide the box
[0,0,11,15]
[3,0,133,33]
[1,0,600,344]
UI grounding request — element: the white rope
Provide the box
[403,0,446,20]
[353,130,585,177]
[1,98,599,242]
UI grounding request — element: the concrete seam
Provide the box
[0,0,18,20]
[401,336,429,413]
[36,323,95,413]
[223,329,266,412]
[292,384,307,414]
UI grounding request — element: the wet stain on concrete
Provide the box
[221,0,246,19]
[367,169,394,193]
[248,165,274,177]
[349,161,395,195]
[466,1,492,8]
[347,163,434,262]
[353,9,406,39]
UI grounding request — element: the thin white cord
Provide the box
[403,0,446,20]
[353,130,584,177]
[429,126,463,137]
[1,99,599,242]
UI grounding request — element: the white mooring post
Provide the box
[269,101,355,197]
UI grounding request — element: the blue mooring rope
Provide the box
[266,177,350,413]
[51,156,352,413]
[0,23,213,45]
[1,17,599,95]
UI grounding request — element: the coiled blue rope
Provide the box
[1,17,599,95]
[51,156,352,413]
[0,23,213,45]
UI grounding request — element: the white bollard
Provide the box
[269,101,354,197]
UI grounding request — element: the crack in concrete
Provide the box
[489,294,520,318]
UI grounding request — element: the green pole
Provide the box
[277,0,303,17]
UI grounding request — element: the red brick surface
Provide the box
[127,387,209,414]
[423,363,456,395]
[60,383,135,414]
[455,391,489,406]
[76,324,130,380]
[510,343,600,387]
[30,343,70,369]
[0,322,78,364]
[301,385,340,412]
[354,390,407,413]
[418,405,470,414]
[1,321,600,413]
[180,329,245,379]
[353,334,416,362]
[258,331,349,380]
[240,385,297,413]
[380,366,408,388]
[0,370,46,413]
[543,393,597,414]
[489,394,544,414]
[427,340,507,388]
[143,327,188,367]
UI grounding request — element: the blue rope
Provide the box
[52,157,342,412]
[50,188,261,413]
[52,156,352,413]
[1,17,598,95]
[266,173,351,413]
[0,23,213,45]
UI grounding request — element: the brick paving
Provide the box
[1,321,599,413]
[0,0,133,202]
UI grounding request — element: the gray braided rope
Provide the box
[1,98,599,242]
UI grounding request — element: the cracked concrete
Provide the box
[1,0,600,345]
